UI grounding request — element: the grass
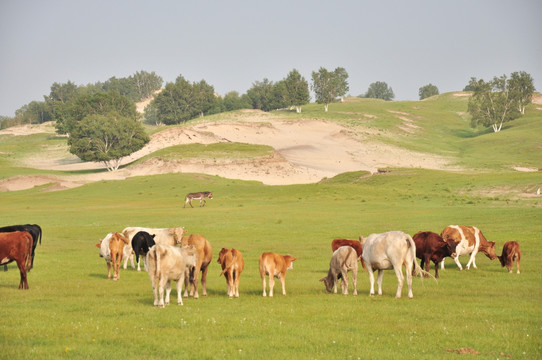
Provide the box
[1,94,541,359]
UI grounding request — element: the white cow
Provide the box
[360,231,424,299]
[320,246,359,295]
[146,244,197,307]
[97,232,114,279]
[122,226,186,271]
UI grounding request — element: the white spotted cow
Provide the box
[440,225,497,271]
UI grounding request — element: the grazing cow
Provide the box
[179,234,212,299]
[360,231,424,299]
[440,225,497,270]
[183,192,213,208]
[0,231,33,289]
[96,232,114,279]
[498,241,521,274]
[259,252,297,297]
[331,238,367,272]
[412,231,457,278]
[146,244,197,307]
[217,248,244,298]
[109,232,130,281]
[121,226,186,270]
[320,246,358,295]
[0,224,42,270]
[131,231,156,272]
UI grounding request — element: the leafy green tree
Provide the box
[246,79,275,111]
[311,67,349,111]
[509,71,535,114]
[332,67,349,102]
[67,113,149,171]
[418,83,439,100]
[132,71,163,101]
[15,101,52,124]
[283,69,310,112]
[467,74,521,132]
[223,91,251,111]
[364,81,395,101]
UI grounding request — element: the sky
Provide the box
[1,0,541,117]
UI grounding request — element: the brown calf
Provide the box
[259,252,297,297]
[498,241,521,274]
[109,232,130,281]
[217,248,244,298]
[180,234,212,298]
[331,238,367,272]
[0,231,33,289]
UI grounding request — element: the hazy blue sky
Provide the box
[1,0,541,116]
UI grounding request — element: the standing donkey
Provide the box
[184,192,213,208]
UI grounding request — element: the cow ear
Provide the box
[319,278,325,282]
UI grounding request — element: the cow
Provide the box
[412,231,457,278]
[360,231,425,299]
[0,231,33,289]
[121,226,186,270]
[331,238,366,272]
[217,248,244,298]
[146,244,197,307]
[109,232,130,281]
[440,225,497,270]
[497,241,521,274]
[320,246,358,295]
[183,192,213,208]
[0,224,42,270]
[259,252,297,297]
[179,234,212,299]
[96,232,115,279]
[131,231,156,272]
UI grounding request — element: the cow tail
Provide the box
[155,247,162,283]
[341,247,356,269]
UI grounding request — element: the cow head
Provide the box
[319,277,333,293]
[217,248,229,266]
[284,255,297,270]
[497,254,506,268]
[484,241,498,260]
[445,239,458,258]
[95,241,102,248]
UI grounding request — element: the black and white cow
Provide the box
[131,231,156,272]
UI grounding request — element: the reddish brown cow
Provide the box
[109,232,130,281]
[217,248,244,298]
[331,238,367,272]
[498,241,521,274]
[412,231,457,278]
[0,231,33,289]
[259,252,297,297]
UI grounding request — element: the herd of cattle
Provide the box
[0,223,521,303]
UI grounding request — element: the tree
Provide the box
[467,75,521,133]
[67,113,149,171]
[246,79,275,111]
[418,84,439,100]
[283,69,310,113]
[311,67,349,111]
[223,91,251,111]
[364,81,394,101]
[509,71,535,114]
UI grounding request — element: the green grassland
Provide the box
[1,94,541,359]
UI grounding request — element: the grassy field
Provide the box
[1,94,541,359]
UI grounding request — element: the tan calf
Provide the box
[259,252,297,297]
[180,234,212,299]
[217,248,244,298]
[498,241,521,274]
[109,232,130,281]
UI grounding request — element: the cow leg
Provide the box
[433,260,439,279]
[228,271,235,298]
[261,275,267,297]
[352,267,358,296]
[439,259,445,270]
[405,261,414,299]
[280,274,287,296]
[367,266,376,296]
[393,265,404,299]
[183,269,190,297]
[423,255,431,278]
[165,280,172,305]
[176,278,184,306]
[136,254,141,272]
[16,260,28,290]
[191,264,200,299]
[466,249,478,270]
[201,264,209,296]
[106,261,112,279]
[158,279,166,307]
[269,275,275,297]
[333,274,338,294]
[453,255,463,271]
[340,270,348,295]
[516,254,521,274]
[234,270,240,298]
[376,270,384,296]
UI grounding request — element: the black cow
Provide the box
[131,231,156,272]
[0,224,42,271]
[412,231,457,278]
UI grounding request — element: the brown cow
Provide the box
[412,231,457,278]
[498,241,521,274]
[441,225,497,270]
[109,232,130,281]
[331,238,367,272]
[0,231,33,289]
[180,234,212,299]
[217,248,244,298]
[259,252,297,297]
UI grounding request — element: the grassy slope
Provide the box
[1,94,541,359]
